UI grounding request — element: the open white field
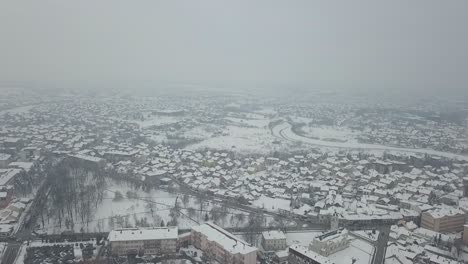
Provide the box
[40,179,275,234]
[186,124,283,154]
[299,125,359,143]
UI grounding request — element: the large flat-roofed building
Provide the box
[288,245,335,264]
[261,230,287,251]
[310,229,350,257]
[421,206,465,233]
[191,222,257,264]
[108,227,178,256]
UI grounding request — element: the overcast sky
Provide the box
[1,0,467,97]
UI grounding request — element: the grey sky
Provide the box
[1,0,467,96]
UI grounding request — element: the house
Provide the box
[191,222,257,264]
[273,249,288,264]
[0,224,13,238]
[261,230,287,251]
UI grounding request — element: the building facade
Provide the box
[108,227,178,256]
[261,230,287,251]
[288,245,334,264]
[464,177,468,197]
[463,225,468,244]
[421,207,465,233]
[191,222,257,264]
[309,229,350,257]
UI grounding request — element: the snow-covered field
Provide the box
[299,126,358,143]
[41,179,272,234]
[252,195,291,212]
[224,117,271,128]
[273,121,468,161]
[132,116,182,128]
[186,125,282,154]
[290,116,314,124]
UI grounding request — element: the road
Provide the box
[371,226,391,264]
[1,243,21,264]
[0,163,53,264]
[272,121,468,161]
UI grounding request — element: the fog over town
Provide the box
[1,1,468,264]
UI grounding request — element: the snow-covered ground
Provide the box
[328,239,373,264]
[272,121,468,161]
[132,116,182,128]
[41,179,271,234]
[290,116,314,124]
[299,125,359,143]
[0,104,37,116]
[224,117,271,128]
[252,195,291,212]
[186,125,282,154]
[353,230,380,242]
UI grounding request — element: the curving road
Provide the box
[272,121,468,161]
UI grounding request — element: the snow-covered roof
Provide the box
[0,168,21,186]
[425,206,464,219]
[8,162,33,171]
[0,224,13,233]
[289,244,334,264]
[192,222,257,255]
[0,153,11,161]
[262,230,286,240]
[108,227,178,242]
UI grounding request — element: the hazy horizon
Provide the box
[1,0,467,98]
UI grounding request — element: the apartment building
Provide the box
[288,245,335,264]
[191,222,257,264]
[421,206,465,233]
[309,229,350,257]
[108,227,178,256]
[261,230,287,251]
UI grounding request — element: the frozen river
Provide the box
[272,121,468,161]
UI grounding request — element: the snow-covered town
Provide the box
[1,1,468,264]
[0,87,467,264]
